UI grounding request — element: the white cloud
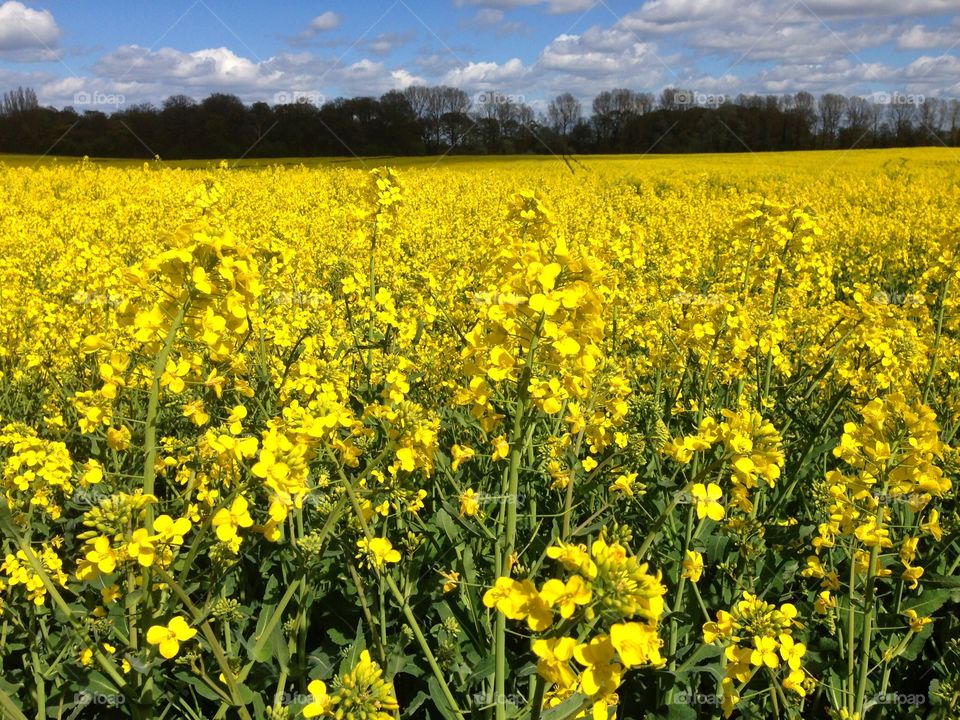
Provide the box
[620,0,752,34]
[8,0,960,110]
[537,28,669,83]
[287,11,343,45]
[64,44,424,106]
[0,1,62,62]
[443,57,526,87]
[695,23,895,64]
[93,45,281,89]
[802,0,958,18]
[474,7,506,24]
[390,68,425,88]
[898,22,960,49]
[308,12,342,32]
[364,31,416,56]
[461,8,526,34]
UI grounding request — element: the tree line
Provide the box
[1,84,958,159]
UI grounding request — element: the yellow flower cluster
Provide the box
[484,536,666,718]
[664,407,785,512]
[0,424,76,520]
[703,592,809,716]
[459,189,607,431]
[302,650,399,720]
[1,543,68,607]
[807,392,950,588]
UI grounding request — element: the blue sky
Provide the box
[1,0,959,111]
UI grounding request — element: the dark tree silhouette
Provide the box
[0,85,954,159]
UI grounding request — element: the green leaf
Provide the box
[675,643,722,674]
[665,702,699,720]
[174,671,222,702]
[85,670,122,697]
[435,507,460,544]
[902,588,959,617]
[339,621,366,676]
[540,694,588,720]
[427,675,459,720]
[919,573,960,589]
[405,690,431,716]
[465,654,497,685]
[271,618,290,671]
[326,626,352,646]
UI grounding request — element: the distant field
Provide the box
[1,146,953,174]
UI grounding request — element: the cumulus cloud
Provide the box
[460,8,526,35]
[286,11,343,46]
[442,57,526,87]
[93,45,281,89]
[0,0,62,62]
[536,28,671,87]
[363,31,416,57]
[61,44,425,106]
[898,22,960,49]
[307,12,342,33]
[801,0,958,19]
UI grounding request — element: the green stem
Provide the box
[142,290,191,526]
[637,459,722,559]
[855,480,889,717]
[855,545,880,717]
[331,451,464,720]
[0,502,130,696]
[0,688,27,720]
[922,275,951,404]
[846,544,857,715]
[154,567,253,720]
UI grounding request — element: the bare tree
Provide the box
[592,90,615,145]
[636,92,654,115]
[793,92,817,130]
[660,87,681,110]
[439,86,471,147]
[887,95,916,142]
[846,96,872,132]
[918,97,946,141]
[950,100,960,145]
[402,86,431,119]
[818,93,847,148]
[548,92,581,136]
[1,86,39,116]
